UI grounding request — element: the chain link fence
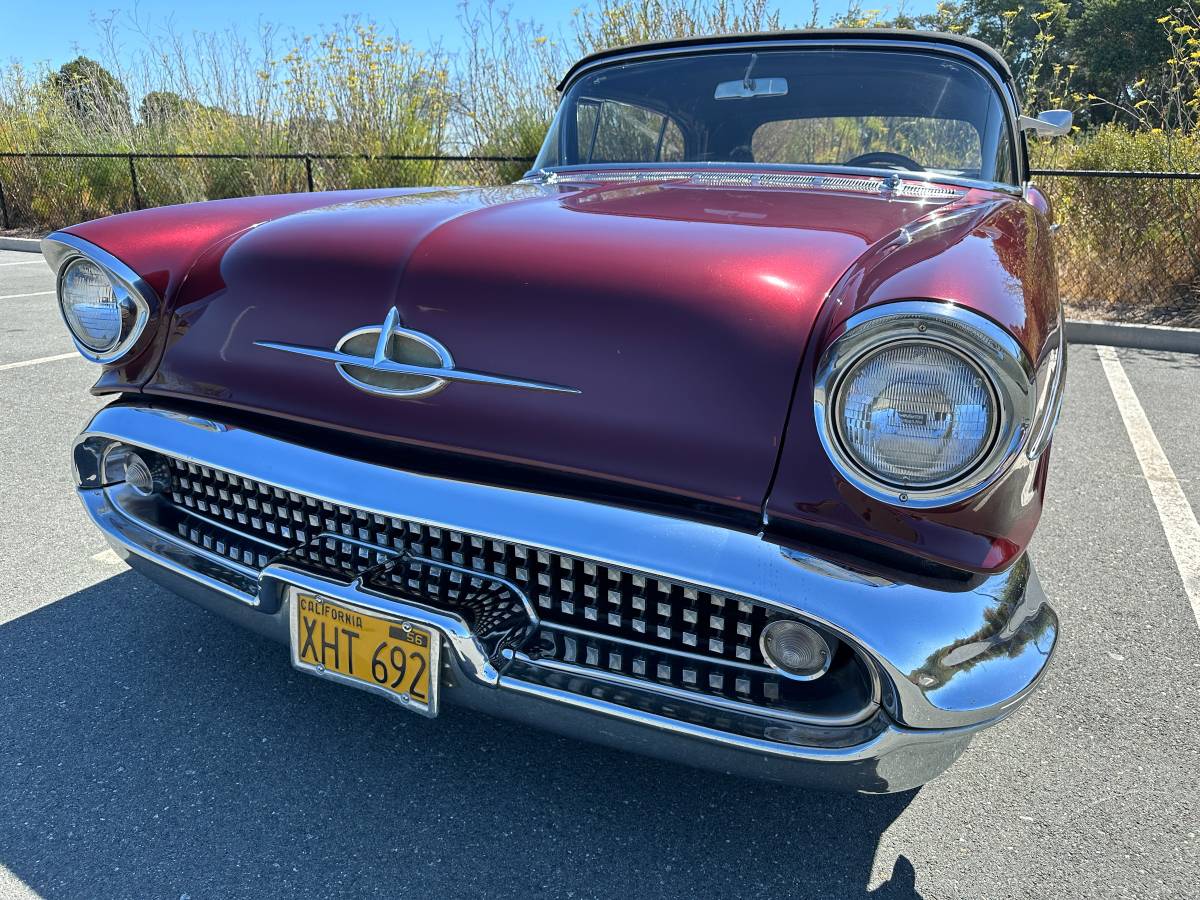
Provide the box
[1,153,1196,325]
[0,152,534,234]
[1031,169,1200,327]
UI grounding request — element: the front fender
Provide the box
[765,192,1062,575]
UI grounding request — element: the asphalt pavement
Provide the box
[0,246,1197,899]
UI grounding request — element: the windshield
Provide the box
[535,48,1016,184]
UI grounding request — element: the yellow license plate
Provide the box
[290,590,439,716]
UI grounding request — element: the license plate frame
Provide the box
[287,587,440,717]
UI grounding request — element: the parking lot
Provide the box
[0,243,1197,900]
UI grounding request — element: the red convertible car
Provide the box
[49,30,1068,792]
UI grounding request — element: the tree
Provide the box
[139,90,190,128]
[844,0,1174,124]
[48,56,132,131]
[1069,0,1174,108]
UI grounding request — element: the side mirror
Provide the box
[1019,110,1073,138]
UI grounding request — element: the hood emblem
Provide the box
[256,307,579,398]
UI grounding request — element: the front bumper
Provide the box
[74,403,1058,793]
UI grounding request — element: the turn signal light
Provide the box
[759,619,831,681]
[124,451,168,496]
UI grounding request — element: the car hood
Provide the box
[131,179,960,514]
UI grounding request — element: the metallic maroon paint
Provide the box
[62,172,1058,574]
[67,188,420,388]
[764,189,1060,573]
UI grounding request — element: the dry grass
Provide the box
[1,0,1198,323]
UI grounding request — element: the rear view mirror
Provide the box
[715,77,788,100]
[1019,109,1073,137]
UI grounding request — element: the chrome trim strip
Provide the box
[514,653,875,727]
[82,487,260,603]
[1027,316,1067,460]
[74,403,1057,732]
[539,619,776,675]
[256,305,580,398]
[255,340,580,395]
[547,37,1025,186]
[107,484,265,586]
[813,300,1035,509]
[495,675,967,763]
[41,232,160,365]
[170,500,294,554]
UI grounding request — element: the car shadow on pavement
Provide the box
[0,572,923,900]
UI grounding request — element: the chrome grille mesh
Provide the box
[165,457,768,659]
[155,456,866,716]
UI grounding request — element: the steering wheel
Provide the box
[843,151,925,172]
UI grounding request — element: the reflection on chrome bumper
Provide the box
[74,403,1058,793]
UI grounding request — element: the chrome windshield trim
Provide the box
[531,162,1019,197]
[41,231,160,365]
[75,403,1057,732]
[547,37,1024,185]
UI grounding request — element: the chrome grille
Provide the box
[154,455,867,719]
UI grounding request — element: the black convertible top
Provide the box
[557,28,1014,91]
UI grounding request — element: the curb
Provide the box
[0,236,42,252]
[1065,319,1200,355]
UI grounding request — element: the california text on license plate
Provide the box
[289,590,439,716]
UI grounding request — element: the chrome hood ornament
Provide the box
[256,308,580,398]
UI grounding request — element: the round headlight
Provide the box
[835,341,996,488]
[60,257,134,353]
[814,301,1035,508]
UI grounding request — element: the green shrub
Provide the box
[1031,127,1200,316]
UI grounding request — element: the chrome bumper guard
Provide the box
[74,403,1058,793]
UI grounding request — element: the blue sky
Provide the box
[1,0,941,70]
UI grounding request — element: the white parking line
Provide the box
[0,290,55,300]
[0,260,44,267]
[1098,345,1200,630]
[0,352,77,371]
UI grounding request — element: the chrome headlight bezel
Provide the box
[814,300,1035,509]
[1026,307,1067,461]
[42,232,158,365]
